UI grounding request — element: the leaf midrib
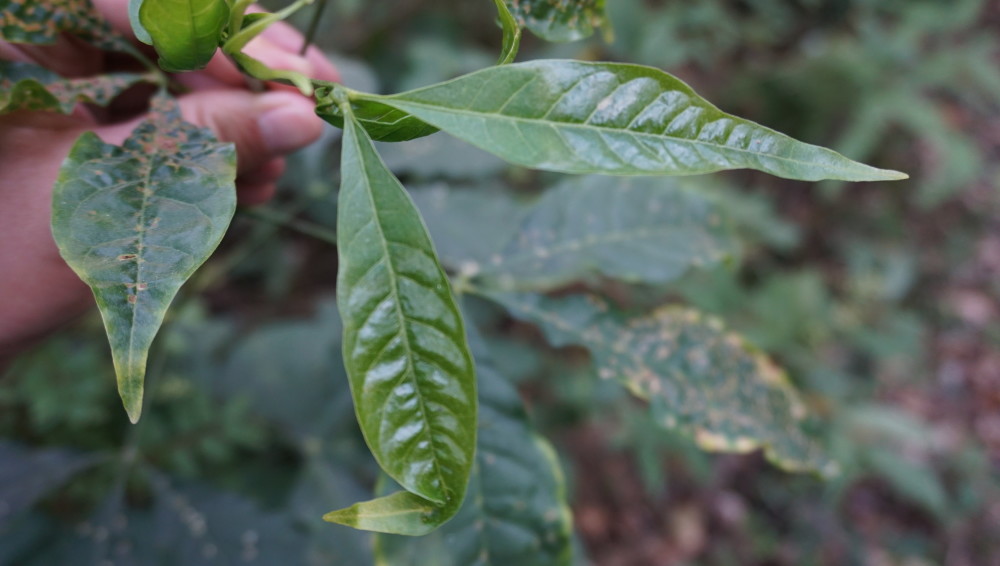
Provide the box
[348,118,450,504]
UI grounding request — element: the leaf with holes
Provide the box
[504,0,608,43]
[375,325,573,565]
[484,292,836,475]
[472,175,735,291]
[374,60,908,182]
[327,109,476,534]
[139,0,229,71]
[0,0,133,51]
[51,94,236,423]
[315,88,438,143]
[0,61,150,115]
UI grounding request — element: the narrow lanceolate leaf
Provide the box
[51,94,237,423]
[328,109,476,534]
[377,60,908,182]
[0,0,133,51]
[494,0,521,65]
[315,88,438,143]
[375,327,573,566]
[139,0,229,71]
[486,292,836,475]
[473,176,734,291]
[0,61,150,115]
[504,0,608,43]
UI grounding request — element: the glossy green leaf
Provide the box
[0,61,150,115]
[504,0,608,42]
[315,87,438,142]
[375,326,573,566]
[472,176,735,291]
[51,94,237,423]
[328,109,476,534]
[484,292,836,475]
[376,60,908,181]
[0,0,133,51]
[139,0,229,72]
[494,0,521,65]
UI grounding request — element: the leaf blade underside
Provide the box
[139,0,229,71]
[378,60,908,182]
[51,94,237,422]
[329,108,476,534]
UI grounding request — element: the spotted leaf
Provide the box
[484,292,836,475]
[51,94,237,423]
[326,108,476,534]
[0,0,133,51]
[0,61,150,115]
[504,0,608,43]
[375,60,908,182]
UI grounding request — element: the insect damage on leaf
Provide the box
[0,0,134,52]
[51,94,237,423]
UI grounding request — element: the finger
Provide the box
[97,90,322,177]
[236,158,285,205]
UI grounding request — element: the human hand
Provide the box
[0,0,338,362]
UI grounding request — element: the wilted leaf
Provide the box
[504,0,609,43]
[51,94,237,423]
[139,0,229,71]
[328,109,476,534]
[375,325,573,566]
[316,89,438,143]
[0,0,133,51]
[485,292,835,475]
[376,60,908,181]
[0,442,101,523]
[0,61,150,115]
[473,176,734,291]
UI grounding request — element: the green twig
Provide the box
[241,206,338,245]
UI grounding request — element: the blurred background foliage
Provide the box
[3,0,1000,564]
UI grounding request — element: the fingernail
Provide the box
[256,92,322,154]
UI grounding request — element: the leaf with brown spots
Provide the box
[484,292,836,476]
[503,0,609,42]
[0,0,133,52]
[51,93,237,423]
[0,61,151,115]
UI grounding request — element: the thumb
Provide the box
[99,90,323,177]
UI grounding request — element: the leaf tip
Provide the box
[122,393,143,424]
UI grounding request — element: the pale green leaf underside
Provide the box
[378,60,907,182]
[505,0,608,42]
[51,94,236,423]
[375,328,573,565]
[474,175,735,291]
[0,61,150,115]
[140,0,229,71]
[0,0,134,51]
[128,0,153,44]
[331,110,476,533]
[486,292,836,476]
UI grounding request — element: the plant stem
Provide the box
[242,206,338,245]
[300,0,330,55]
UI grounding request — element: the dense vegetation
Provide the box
[2,0,998,564]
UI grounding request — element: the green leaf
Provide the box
[484,292,836,475]
[375,325,573,566]
[51,94,237,423]
[0,0,133,51]
[128,0,153,44]
[0,61,150,115]
[504,0,609,43]
[315,88,438,142]
[494,0,521,65]
[328,108,476,534]
[472,175,735,291]
[139,0,229,72]
[376,60,908,181]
